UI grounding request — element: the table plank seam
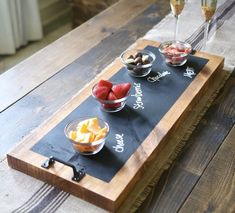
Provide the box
[0,64,73,114]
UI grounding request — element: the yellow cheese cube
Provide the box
[87,118,101,134]
[99,126,108,135]
[89,133,96,142]
[76,119,89,129]
[94,132,105,141]
[75,133,86,142]
[77,123,89,134]
[71,118,107,144]
[75,132,94,143]
[69,131,77,140]
[83,132,93,143]
[94,127,107,141]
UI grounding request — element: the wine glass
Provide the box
[201,0,217,50]
[170,0,185,40]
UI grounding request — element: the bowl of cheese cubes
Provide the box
[64,117,109,155]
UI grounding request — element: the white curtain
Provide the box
[0,0,43,55]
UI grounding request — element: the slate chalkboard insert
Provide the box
[31,46,208,182]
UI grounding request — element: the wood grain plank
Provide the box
[0,0,167,112]
[176,70,235,175]
[136,165,199,213]
[0,3,170,157]
[137,71,235,213]
[179,126,235,213]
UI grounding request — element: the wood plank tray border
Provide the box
[7,39,224,212]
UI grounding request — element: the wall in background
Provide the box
[70,0,118,27]
[39,0,72,34]
[38,0,118,30]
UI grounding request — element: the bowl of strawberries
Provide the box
[159,40,192,66]
[92,79,131,112]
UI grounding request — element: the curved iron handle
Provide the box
[41,156,85,182]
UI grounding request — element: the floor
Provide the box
[0,22,72,75]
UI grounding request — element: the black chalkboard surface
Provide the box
[31,46,208,182]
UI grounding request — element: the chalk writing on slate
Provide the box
[113,133,125,153]
[131,82,144,110]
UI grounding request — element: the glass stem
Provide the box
[174,15,179,40]
[202,21,209,50]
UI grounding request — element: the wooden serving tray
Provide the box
[7,40,224,212]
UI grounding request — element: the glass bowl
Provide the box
[92,83,130,113]
[159,40,192,67]
[120,49,156,77]
[64,117,109,155]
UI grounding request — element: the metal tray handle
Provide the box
[41,156,85,182]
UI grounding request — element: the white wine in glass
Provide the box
[201,0,217,49]
[170,0,185,40]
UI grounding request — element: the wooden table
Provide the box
[0,0,234,212]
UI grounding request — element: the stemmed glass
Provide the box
[170,0,185,40]
[201,0,217,50]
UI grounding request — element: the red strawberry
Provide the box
[98,80,113,90]
[112,83,131,99]
[93,86,109,100]
[107,91,117,100]
[104,91,121,109]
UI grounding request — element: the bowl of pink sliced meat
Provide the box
[159,40,192,66]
